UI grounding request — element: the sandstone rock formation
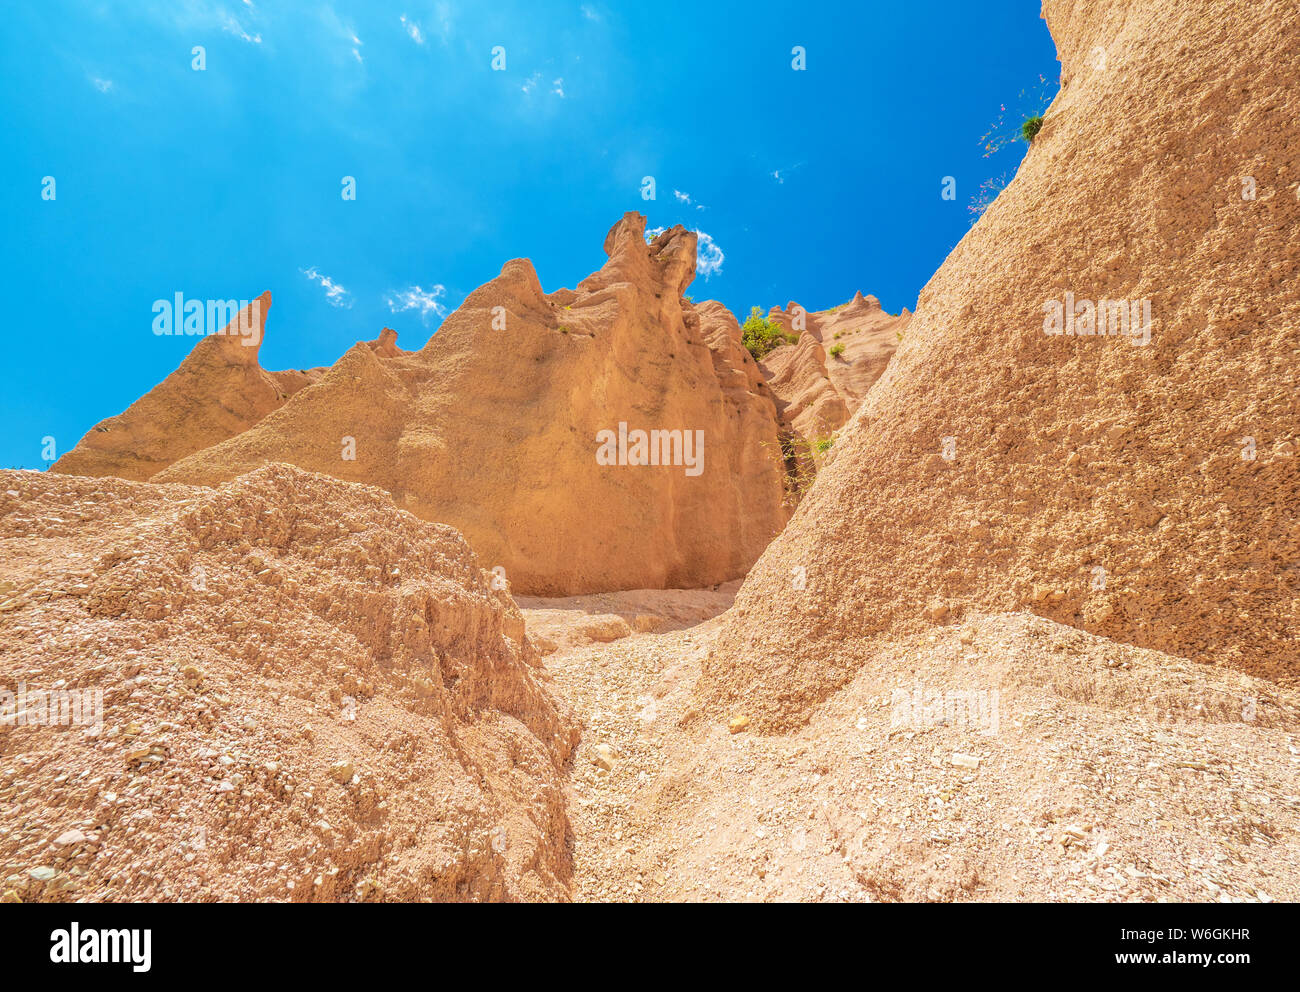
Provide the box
[0,463,577,901]
[759,330,849,449]
[365,327,407,359]
[742,294,908,499]
[59,215,789,597]
[760,292,910,447]
[14,0,1300,905]
[51,294,323,482]
[702,0,1300,731]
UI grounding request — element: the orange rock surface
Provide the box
[0,464,577,901]
[59,215,789,596]
[51,294,323,482]
[759,292,910,446]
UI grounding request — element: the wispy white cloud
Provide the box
[301,267,353,308]
[90,77,114,93]
[674,189,707,210]
[221,11,262,43]
[581,4,601,20]
[386,284,447,324]
[521,71,566,98]
[117,1,267,50]
[770,161,805,185]
[695,231,724,278]
[400,13,424,44]
[320,7,364,65]
[433,1,453,44]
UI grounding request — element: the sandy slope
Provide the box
[4,478,1296,903]
[0,466,576,903]
[533,594,1300,902]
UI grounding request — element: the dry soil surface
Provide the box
[529,590,1300,902]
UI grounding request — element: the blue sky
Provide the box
[1,1,1059,469]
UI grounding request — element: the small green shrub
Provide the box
[979,74,1055,157]
[813,437,834,454]
[829,343,845,359]
[741,306,792,360]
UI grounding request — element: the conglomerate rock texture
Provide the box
[0,464,577,901]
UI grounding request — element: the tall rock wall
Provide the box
[64,214,790,595]
[702,0,1300,730]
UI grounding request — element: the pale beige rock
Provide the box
[15,0,1300,906]
[555,608,1300,903]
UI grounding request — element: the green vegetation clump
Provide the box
[980,74,1054,157]
[767,431,838,505]
[829,343,845,359]
[741,306,797,360]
